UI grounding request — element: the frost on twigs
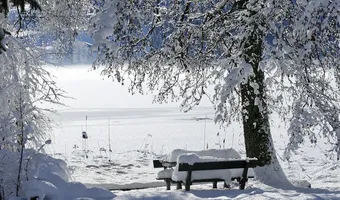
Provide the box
[0,22,65,200]
[90,0,340,187]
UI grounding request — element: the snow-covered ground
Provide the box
[44,65,340,199]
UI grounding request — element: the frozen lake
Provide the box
[44,65,340,195]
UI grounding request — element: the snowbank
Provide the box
[18,152,116,200]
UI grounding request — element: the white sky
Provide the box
[45,65,213,110]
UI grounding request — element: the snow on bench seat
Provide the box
[157,168,174,179]
[166,148,241,162]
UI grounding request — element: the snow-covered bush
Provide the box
[0,27,64,197]
[0,1,112,199]
[0,151,115,200]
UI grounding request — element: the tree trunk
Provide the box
[16,90,25,196]
[240,23,292,188]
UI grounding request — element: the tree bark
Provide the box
[240,23,271,166]
[240,23,292,187]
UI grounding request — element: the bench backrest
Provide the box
[153,160,163,168]
[153,160,177,168]
[178,159,257,171]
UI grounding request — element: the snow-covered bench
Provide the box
[153,149,257,191]
[175,155,258,191]
[153,160,178,190]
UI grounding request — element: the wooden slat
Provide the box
[153,160,177,168]
[178,160,257,171]
[153,160,164,168]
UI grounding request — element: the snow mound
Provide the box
[22,180,59,200]
[19,153,116,200]
[32,153,71,182]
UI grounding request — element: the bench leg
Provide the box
[185,181,190,191]
[224,182,230,188]
[239,178,247,190]
[176,182,182,189]
[213,181,217,189]
[185,168,192,191]
[165,179,171,190]
[240,164,249,190]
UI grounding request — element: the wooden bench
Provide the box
[153,159,257,191]
[153,160,178,190]
[179,159,257,191]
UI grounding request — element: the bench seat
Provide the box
[153,149,257,191]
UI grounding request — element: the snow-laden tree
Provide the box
[0,35,64,199]
[0,0,67,198]
[1,0,92,64]
[36,0,92,63]
[90,0,339,187]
